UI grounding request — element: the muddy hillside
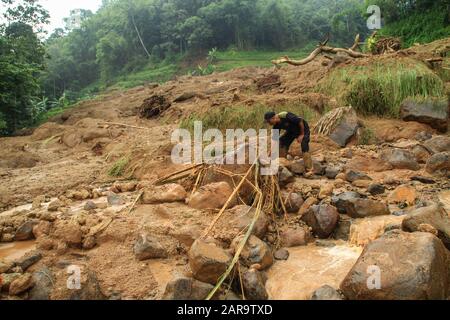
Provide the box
[0,38,449,300]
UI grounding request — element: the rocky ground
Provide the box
[0,39,449,300]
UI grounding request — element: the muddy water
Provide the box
[0,240,36,262]
[266,244,362,300]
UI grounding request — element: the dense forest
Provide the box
[0,0,449,135]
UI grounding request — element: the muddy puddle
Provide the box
[0,240,36,262]
[266,244,362,300]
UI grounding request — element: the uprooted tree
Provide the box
[271,34,401,67]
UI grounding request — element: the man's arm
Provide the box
[298,119,305,143]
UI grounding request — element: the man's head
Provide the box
[264,111,279,126]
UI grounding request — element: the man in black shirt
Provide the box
[264,111,313,172]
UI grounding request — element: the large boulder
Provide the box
[400,98,448,133]
[425,152,450,176]
[28,267,54,300]
[342,198,390,219]
[188,239,232,285]
[327,107,360,147]
[340,231,450,300]
[53,221,83,247]
[142,184,187,204]
[162,277,214,300]
[231,235,273,270]
[381,148,420,171]
[402,204,450,250]
[187,182,234,210]
[302,205,340,239]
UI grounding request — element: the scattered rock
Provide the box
[341,231,450,299]
[231,235,273,270]
[278,166,295,185]
[302,204,340,239]
[410,176,436,184]
[333,215,352,241]
[345,170,372,183]
[142,184,187,204]
[15,251,42,271]
[187,182,234,210]
[311,285,343,300]
[412,145,431,164]
[82,236,97,250]
[280,226,311,247]
[83,201,97,211]
[402,204,450,250]
[242,269,268,300]
[288,161,305,175]
[299,197,318,216]
[400,98,449,133]
[134,233,168,260]
[69,270,107,300]
[106,192,125,206]
[9,273,34,296]
[352,180,371,188]
[163,277,214,300]
[274,248,290,261]
[188,239,232,285]
[1,273,21,292]
[381,148,420,171]
[28,267,54,300]
[342,198,390,219]
[424,136,450,154]
[368,184,385,196]
[227,205,269,239]
[171,225,202,248]
[15,220,39,241]
[425,152,450,176]
[325,166,341,179]
[331,192,361,214]
[388,185,417,206]
[325,107,360,147]
[281,192,304,213]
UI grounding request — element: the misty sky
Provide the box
[40,0,102,33]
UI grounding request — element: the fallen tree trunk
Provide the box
[272,34,369,67]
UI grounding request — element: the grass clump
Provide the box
[108,157,130,177]
[180,103,316,133]
[317,58,445,117]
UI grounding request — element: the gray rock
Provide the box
[134,233,168,261]
[163,277,214,300]
[288,161,305,175]
[69,271,107,300]
[231,235,273,270]
[400,98,448,133]
[83,201,97,211]
[346,170,372,183]
[274,248,290,261]
[14,251,42,271]
[425,152,450,176]
[333,215,352,241]
[278,167,294,185]
[28,267,54,300]
[368,184,385,195]
[242,269,268,300]
[331,192,362,214]
[281,192,304,213]
[106,192,125,206]
[14,220,39,241]
[410,176,436,184]
[325,166,341,179]
[424,136,450,154]
[381,149,420,171]
[311,285,343,300]
[328,108,360,147]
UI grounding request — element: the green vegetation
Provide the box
[181,103,316,133]
[357,127,377,145]
[367,0,449,47]
[317,59,445,117]
[108,157,130,177]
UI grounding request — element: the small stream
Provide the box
[0,240,36,262]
